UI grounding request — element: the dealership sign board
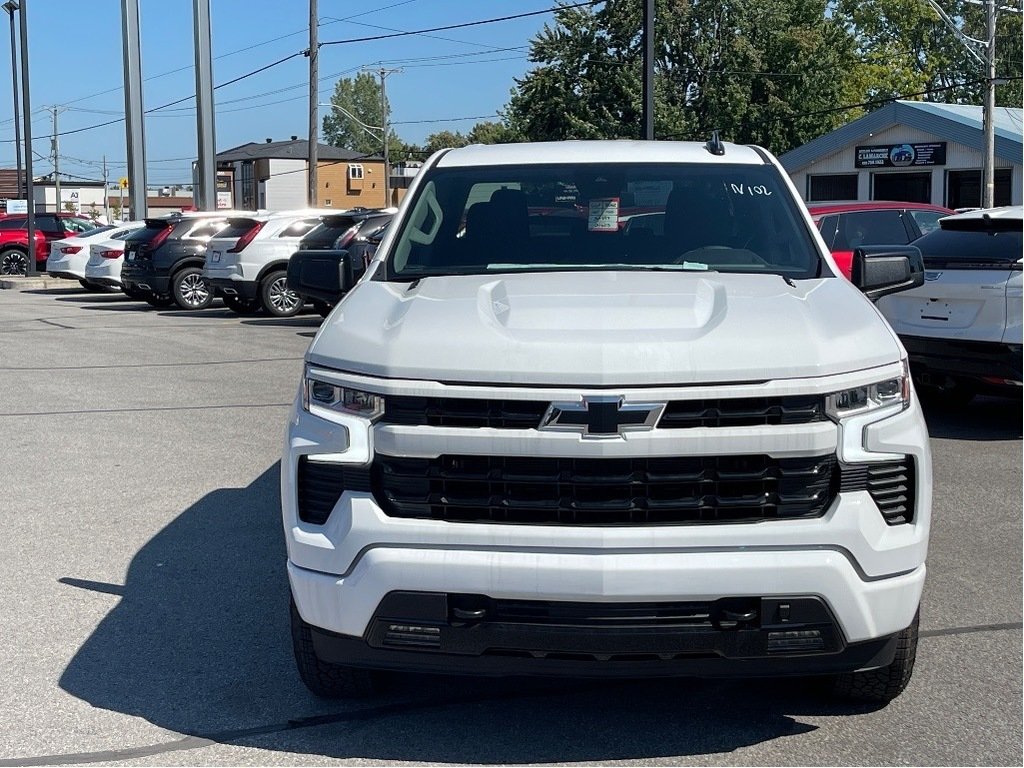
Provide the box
[855,142,947,168]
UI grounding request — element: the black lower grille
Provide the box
[296,457,371,524]
[840,458,915,525]
[659,396,826,428]
[374,453,838,525]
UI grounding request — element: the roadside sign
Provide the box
[119,177,129,189]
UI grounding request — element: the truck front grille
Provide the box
[381,394,826,429]
[296,457,371,524]
[374,453,838,525]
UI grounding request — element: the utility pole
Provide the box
[121,0,147,220]
[982,0,996,208]
[102,155,110,223]
[193,0,216,210]
[49,105,60,213]
[375,67,400,208]
[307,0,318,207]
[641,0,654,140]
[18,0,33,274]
[4,1,22,200]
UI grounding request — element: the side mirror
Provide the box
[851,245,924,301]
[286,249,362,306]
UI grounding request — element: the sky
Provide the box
[0,0,555,188]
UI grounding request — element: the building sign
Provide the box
[6,199,27,214]
[855,142,947,168]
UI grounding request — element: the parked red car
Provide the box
[806,201,955,278]
[0,213,98,275]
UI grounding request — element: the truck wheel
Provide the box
[832,612,918,703]
[172,266,213,310]
[260,270,304,317]
[223,295,260,315]
[290,599,377,698]
[0,247,29,276]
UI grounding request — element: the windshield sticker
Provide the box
[681,261,709,270]
[588,197,620,232]
[730,183,773,196]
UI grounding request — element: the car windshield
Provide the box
[386,163,822,280]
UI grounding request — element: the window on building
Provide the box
[348,164,365,180]
[946,169,1012,209]
[808,174,858,202]
[872,172,932,204]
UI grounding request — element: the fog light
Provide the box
[767,629,824,652]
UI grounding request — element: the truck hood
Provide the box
[307,271,902,386]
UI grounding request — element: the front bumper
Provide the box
[284,364,931,670]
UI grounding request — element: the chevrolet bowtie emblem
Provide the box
[539,396,665,438]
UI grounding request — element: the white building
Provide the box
[780,101,1022,208]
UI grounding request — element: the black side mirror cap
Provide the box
[851,245,924,301]
[286,249,362,306]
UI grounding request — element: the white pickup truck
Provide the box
[282,140,932,703]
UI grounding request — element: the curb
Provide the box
[0,275,77,291]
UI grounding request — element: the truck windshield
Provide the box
[387,162,822,280]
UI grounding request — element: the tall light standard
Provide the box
[3,1,22,201]
[318,103,386,205]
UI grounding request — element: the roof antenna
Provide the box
[705,130,725,156]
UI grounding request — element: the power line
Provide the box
[319,0,601,47]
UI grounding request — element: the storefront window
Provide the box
[808,174,857,202]
[946,169,1012,209]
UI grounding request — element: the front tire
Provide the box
[172,266,213,310]
[0,247,29,276]
[831,612,919,703]
[290,599,377,698]
[260,270,304,318]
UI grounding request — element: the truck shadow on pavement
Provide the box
[57,464,884,764]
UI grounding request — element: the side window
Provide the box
[0,217,27,230]
[833,211,910,251]
[37,215,63,234]
[817,215,839,249]
[909,210,945,237]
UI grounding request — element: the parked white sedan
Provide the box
[82,221,146,293]
[48,222,144,290]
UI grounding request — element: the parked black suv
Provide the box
[287,211,393,316]
[120,213,231,309]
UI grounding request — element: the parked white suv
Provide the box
[283,140,932,703]
[877,206,1022,404]
[204,210,333,316]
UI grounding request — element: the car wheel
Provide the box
[0,247,29,276]
[144,295,176,308]
[831,612,918,703]
[260,270,303,317]
[172,267,213,310]
[223,295,261,315]
[290,599,377,698]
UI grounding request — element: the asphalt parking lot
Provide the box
[0,285,1021,767]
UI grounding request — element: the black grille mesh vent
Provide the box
[296,457,371,525]
[380,395,827,430]
[374,453,838,526]
[840,459,915,525]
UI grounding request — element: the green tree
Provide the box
[421,130,469,156]
[467,120,521,144]
[322,72,408,158]
[836,0,1022,108]
[506,0,867,154]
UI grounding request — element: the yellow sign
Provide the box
[119,177,129,189]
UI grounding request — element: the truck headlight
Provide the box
[827,361,910,420]
[302,373,384,421]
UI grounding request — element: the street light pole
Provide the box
[18,0,34,274]
[3,1,22,201]
[307,0,318,207]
